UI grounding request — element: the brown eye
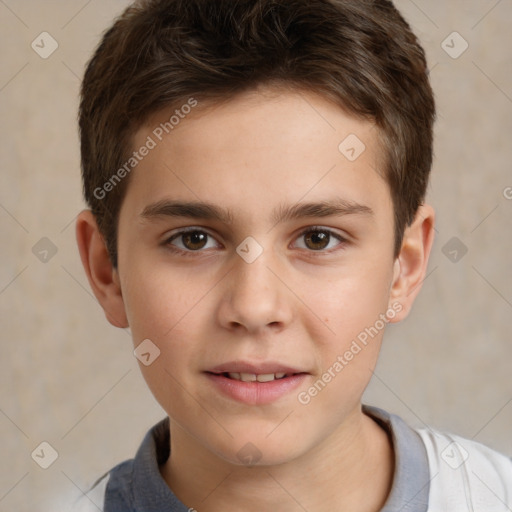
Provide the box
[304,230,330,250]
[294,227,346,252]
[181,231,208,250]
[166,229,217,252]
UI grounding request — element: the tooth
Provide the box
[240,373,257,382]
[275,372,285,379]
[228,372,241,380]
[256,373,275,382]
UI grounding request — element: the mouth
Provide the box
[208,371,296,382]
[205,362,309,405]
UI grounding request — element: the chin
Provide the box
[205,431,307,468]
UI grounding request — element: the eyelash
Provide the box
[163,226,348,257]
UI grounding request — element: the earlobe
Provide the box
[387,204,435,323]
[75,210,129,328]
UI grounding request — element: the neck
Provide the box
[161,407,394,512]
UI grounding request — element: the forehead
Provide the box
[124,87,391,224]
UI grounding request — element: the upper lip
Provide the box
[207,361,307,375]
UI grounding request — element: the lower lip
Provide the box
[206,373,308,405]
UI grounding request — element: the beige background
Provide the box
[0,0,511,510]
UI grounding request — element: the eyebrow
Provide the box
[140,197,374,225]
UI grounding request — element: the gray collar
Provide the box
[105,406,430,511]
[363,405,430,512]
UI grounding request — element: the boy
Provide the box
[75,0,512,510]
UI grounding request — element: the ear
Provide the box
[75,210,128,328]
[387,204,435,323]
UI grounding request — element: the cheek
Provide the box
[119,262,214,388]
[120,261,210,343]
[123,281,202,417]
[304,260,394,394]
[310,263,393,340]
[299,287,389,419]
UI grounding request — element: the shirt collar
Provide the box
[129,406,430,511]
[363,405,430,512]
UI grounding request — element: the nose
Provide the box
[216,247,293,335]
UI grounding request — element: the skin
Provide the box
[77,86,435,512]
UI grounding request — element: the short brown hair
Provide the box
[79,0,435,267]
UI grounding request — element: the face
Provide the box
[115,87,399,466]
